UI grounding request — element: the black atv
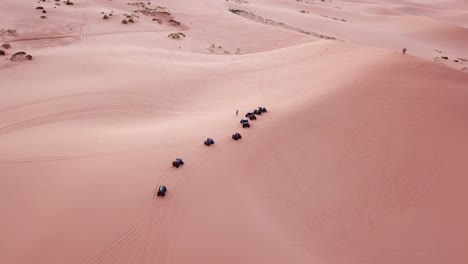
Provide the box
[232,132,242,140]
[249,114,257,121]
[240,118,249,124]
[157,186,167,197]
[172,158,184,168]
[242,122,250,128]
[204,138,214,146]
[258,107,267,113]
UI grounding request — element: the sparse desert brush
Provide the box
[42,10,47,13]
[0,50,5,56]
[168,32,186,39]
[103,15,109,19]
[10,51,33,62]
[41,16,47,19]
[0,29,18,37]
[65,0,74,5]
[36,6,44,10]
[168,19,181,26]
[12,51,26,56]
[122,19,128,24]
[128,18,135,23]
[2,43,11,49]
[229,9,243,15]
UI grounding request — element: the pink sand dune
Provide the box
[1,0,468,263]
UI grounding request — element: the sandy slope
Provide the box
[1,0,468,264]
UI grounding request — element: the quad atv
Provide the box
[157,186,167,197]
[242,122,250,128]
[204,138,215,146]
[232,132,242,140]
[258,107,267,113]
[240,118,249,124]
[245,111,255,118]
[172,158,184,168]
[249,114,257,121]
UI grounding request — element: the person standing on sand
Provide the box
[402,48,407,54]
[236,109,238,116]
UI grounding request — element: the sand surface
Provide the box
[1,0,468,263]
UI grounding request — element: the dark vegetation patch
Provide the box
[229,9,336,40]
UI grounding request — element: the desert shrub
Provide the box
[40,16,47,19]
[168,32,186,39]
[441,56,448,60]
[229,9,243,15]
[0,50,5,56]
[1,29,17,36]
[2,43,11,49]
[103,15,109,19]
[42,10,47,13]
[122,19,128,24]
[128,18,134,23]
[168,19,180,26]
[10,51,33,62]
[36,6,44,10]
[65,0,74,6]
[13,51,26,56]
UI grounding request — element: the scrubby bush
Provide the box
[11,51,33,62]
[168,19,180,26]
[229,9,243,15]
[122,19,128,24]
[0,50,5,56]
[168,32,186,39]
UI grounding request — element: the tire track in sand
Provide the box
[87,144,211,264]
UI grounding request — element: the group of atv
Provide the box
[157,106,267,197]
[239,106,267,129]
